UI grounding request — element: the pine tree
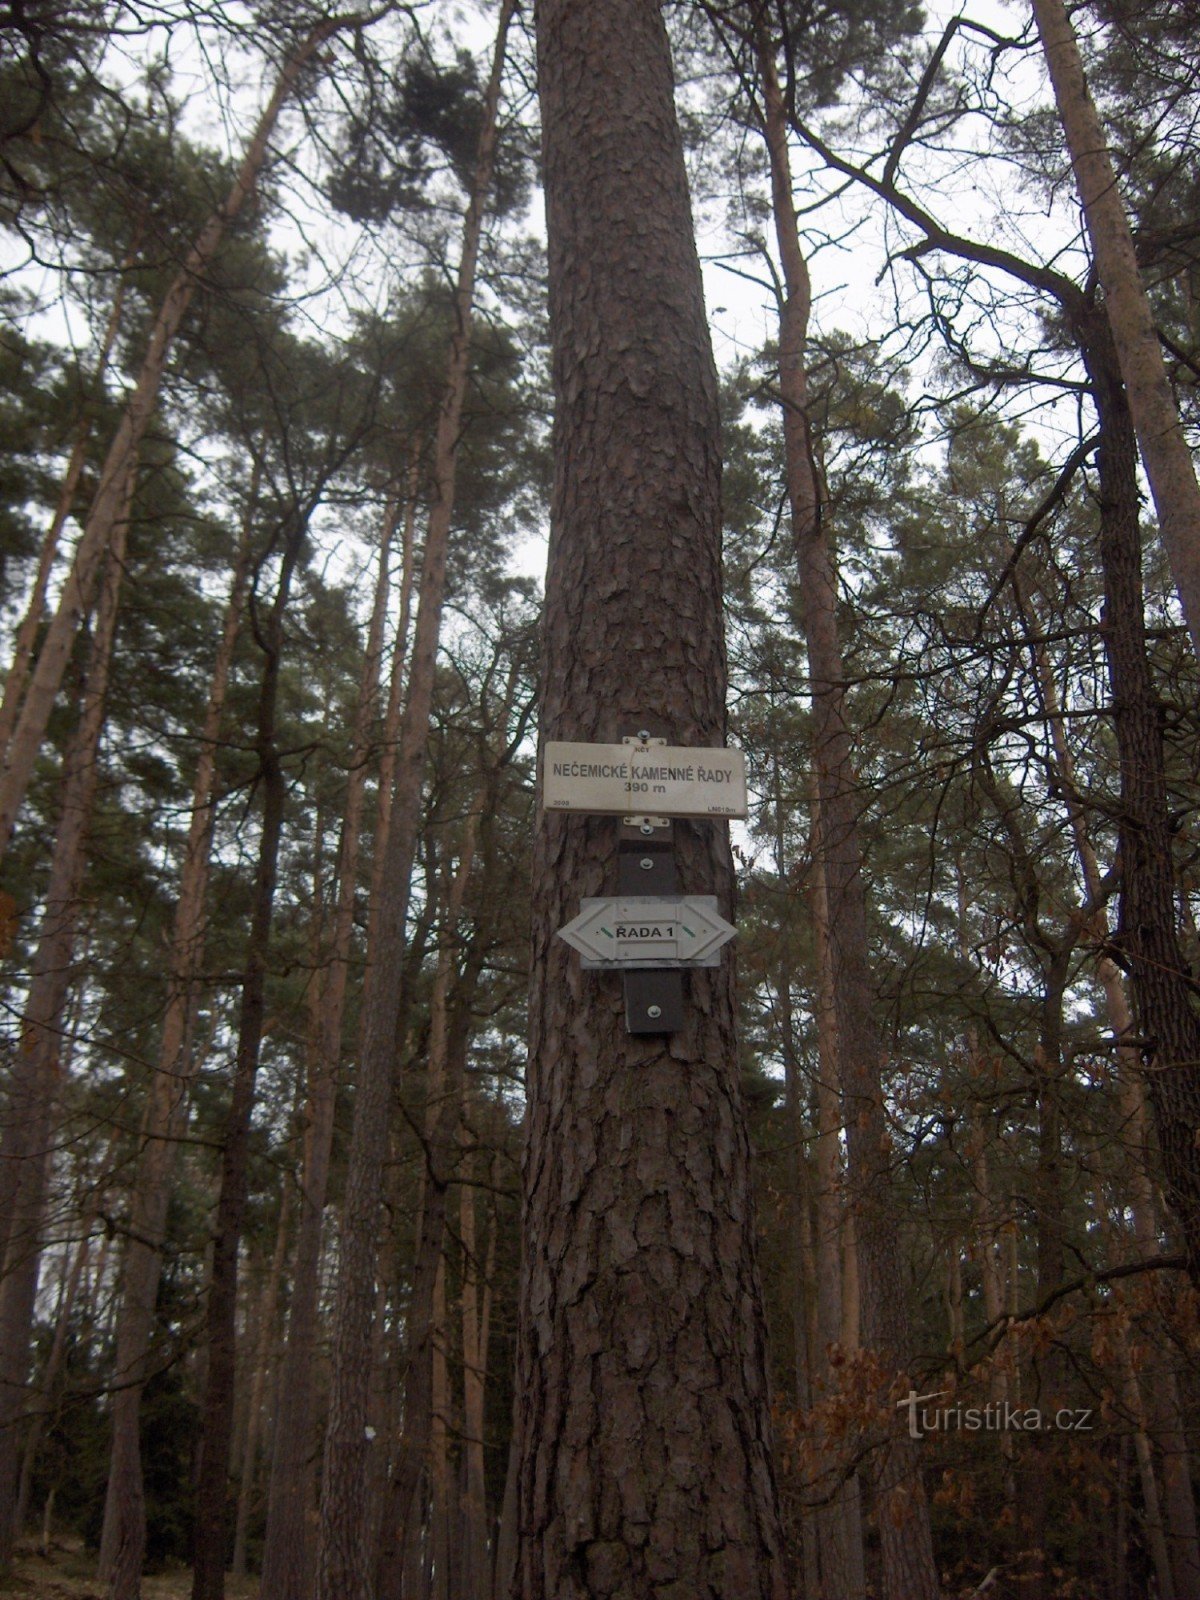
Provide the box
[515,2,787,1594]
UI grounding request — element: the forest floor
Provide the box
[0,1542,259,1600]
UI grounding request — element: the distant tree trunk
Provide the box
[458,1149,493,1600]
[777,981,821,1600]
[491,1431,518,1600]
[365,444,421,948]
[1111,1216,1176,1600]
[1030,0,1200,663]
[0,471,131,1573]
[516,2,787,1595]
[314,9,513,1594]
[754,25,940,1599]
[232,1180,291,1578]
[972,704,1077,1600]
[809,800,865,1600]
[100,481,257,1600]
[14,1189,94,1536]
[0,13,352,867]
[259,494,398,1600]
[1077,308,1200,1290]
[379,810,484,1600]
[190,510,307,1600]
[429,1259,451,1600]
[1020,570,1200,1598]
[1067,309,1200,1595]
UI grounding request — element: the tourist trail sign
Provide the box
[542,741,747,819]
[557,895,736,969]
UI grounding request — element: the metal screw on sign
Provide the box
[647,1005,662,1020]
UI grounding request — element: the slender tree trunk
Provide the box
[1020,570,1200,1597]
[0,13,353,866]
[780,1051,821,1600]
[491,1431,518,1600]
[967,1106,1017,1506]
[315,11,513,1594]
[379,808,486,1600]
[971,716,1075,1600]
[1115,1243,1175,1598]
[766,757,820,1598]
[190,513,306,1600]
[1030,0,1200,662]
[0,473,131,1572]
[429,1258,451,1600]
[754,26,940,1598]
[1077,309,1200,1289]
[100,482,257,1600]
[458,1150,491,1600]
[259,495,398,1600]
[13,1203,93,1536]
[809,802,866,1600]
[366,443,421,949]
[232,1181,291,1578]
[516,3,787,1595]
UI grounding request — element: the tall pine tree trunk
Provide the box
[100,481,256,1600]
[0,470,131,1572]
[754,26,940,1598]
[1077,307,1200,1288]
[1019,567,1200,1597]
[314,10,513,1594]
[231,1180,291,1578]
[516,2,787,1594]
[190,512,306,1600]
[259,493,398,1600]
[458,1147,493,1600]
[808,808,866,1599]
[379,809,484,1600]
[1030,0,1200,662]
[14,1196,94,1536]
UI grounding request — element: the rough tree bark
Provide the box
[753,25,941,1599]
[515,3,788,1596]
[1030,0,1200,662]
[314,9,513,1595]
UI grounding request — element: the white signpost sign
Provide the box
[542,741,747,818]
[557,895,736,969]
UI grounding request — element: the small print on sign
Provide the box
[542,741,748,819]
